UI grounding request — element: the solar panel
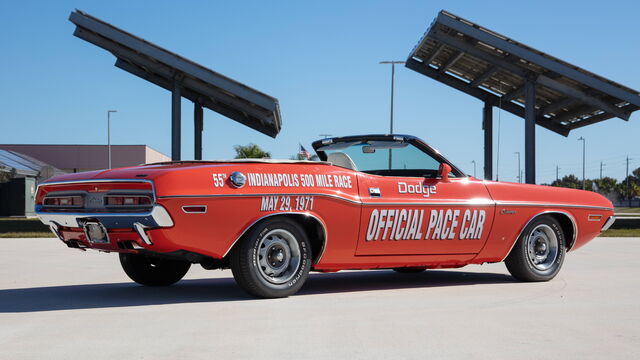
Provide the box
[407,10,640,136]
[69,10,281,138]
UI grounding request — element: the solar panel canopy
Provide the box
[69,10,281,138]
[406,10,640,136]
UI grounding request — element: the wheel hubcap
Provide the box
[257,229,301,284]
[526,224,559,271]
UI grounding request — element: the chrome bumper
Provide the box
[601,216,616,232]
[35,205,174,229]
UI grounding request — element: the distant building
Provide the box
[0,145,170,217]
[0,150,65,216]
[0,145,170,173]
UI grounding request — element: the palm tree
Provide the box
[233,144,271,159]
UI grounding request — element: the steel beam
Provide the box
[439,51,464,73]
[537,98,575,117]
[483,102,493,180]
[501,85,524,103]
[405,59,570,136]
[429,30,527,78]
[470,66,497,87]
[524,80,536,184]
[194,102,203,160]
[426,43,444,64]
[569,104,639,130]
[172,81,181,161]
[537,75,631,120]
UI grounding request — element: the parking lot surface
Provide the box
[1,237,638,359]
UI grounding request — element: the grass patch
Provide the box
[600,228,640,237]
[614,207,640,214]
[0,218,52,238]
[0,232,54,238]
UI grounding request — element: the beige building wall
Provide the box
[0,145,170,173]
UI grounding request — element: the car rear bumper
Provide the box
[35,205,174,229]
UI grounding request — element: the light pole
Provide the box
[379,61,405,134]
[514,152,521,183]
[380,60,404,169]
[107,110,117,169]
[471,160,476,178]
[578,137,586,189]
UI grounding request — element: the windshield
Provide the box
[318,139,447,178]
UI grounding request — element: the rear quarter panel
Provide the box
[148,162,361,262]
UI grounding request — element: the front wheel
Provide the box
[119,253,191,286]
[505,215,566,282]
[231,218,312,298]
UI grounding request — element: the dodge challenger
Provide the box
[35,135,615,298]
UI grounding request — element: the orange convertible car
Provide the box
[36,135,615,297]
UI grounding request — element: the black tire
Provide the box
[231,218,312,298]
[505,215,566,282]
[119,253,191,286]
[392,267,427,273]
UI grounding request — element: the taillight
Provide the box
[43,196,83,207]
[105,195,152,206]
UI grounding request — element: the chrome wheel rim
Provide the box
[256,229,301,284]
[526,224,559,271]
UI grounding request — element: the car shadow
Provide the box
[0,270,515,313]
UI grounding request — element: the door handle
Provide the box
[369,187,381,197]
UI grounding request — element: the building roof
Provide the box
[0,150,64,178]
[406,10,640,136]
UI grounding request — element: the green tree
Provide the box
[550,174,581,189]
[233,144,271,159]
[593,176,618,195]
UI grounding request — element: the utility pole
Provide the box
[380,61,405,169]
[556,165,560,182]
[600,161,604,179]
[626,156,630,206]
[578,137,586,189]
[107,110,117,169]
[514,152,521,183]
[471,160,476,177]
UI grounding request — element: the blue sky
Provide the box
[1,0,639,184]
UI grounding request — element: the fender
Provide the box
[501,210,578,261]
[222,212,328,264]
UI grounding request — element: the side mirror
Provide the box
[438,163,452,182]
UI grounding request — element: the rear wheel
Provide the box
[119,253,191,286]
[505,215,565,282]
[231,218,312,298]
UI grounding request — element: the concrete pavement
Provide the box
[0,237,638,359]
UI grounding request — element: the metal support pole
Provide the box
[380,60,404,169]
[171,82,182,161]
[514,152,521,183]
[483,102,493,180]
[108,112,111,168]
[194,102,203,160]
[524,80,536,184]
[107,110,117,169]
[578,137,586,189]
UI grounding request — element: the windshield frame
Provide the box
[312,134,466,178]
